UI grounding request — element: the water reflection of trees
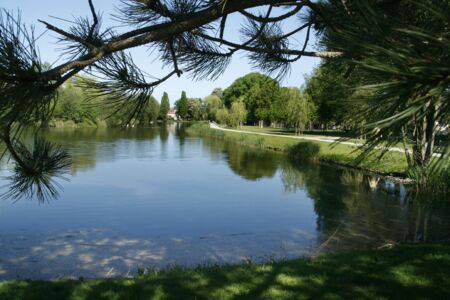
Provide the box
[280,161,450,251]
[281,162,348,232]
[0,128,163,175]
[202,138,280,181]
[159,126,170,143]
[227,150,279,181]
[198,137,450,248]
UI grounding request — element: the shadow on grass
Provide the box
[1,244,449,300]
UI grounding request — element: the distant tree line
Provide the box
[51,71,334,134]
[50,76,173,127]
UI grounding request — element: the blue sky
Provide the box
[0,0,320,103]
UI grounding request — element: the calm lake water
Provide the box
[0,125,449,279]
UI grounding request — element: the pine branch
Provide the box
[194,32,343,58]
[38,19,95,50]
[239,2,304,23]
[40,0,319,80]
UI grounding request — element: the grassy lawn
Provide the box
[240,126,350,140]
[240,126,411,149]
[1,244,449,300]
[188,124,408,175]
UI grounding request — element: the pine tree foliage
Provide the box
[313,0,450,169]
[1,137,71,203]
[0,11,57,130]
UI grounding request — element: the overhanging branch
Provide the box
[40,0,312,80]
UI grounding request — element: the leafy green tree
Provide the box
[303,62,353,129]
[223,73,281,125]
[53,76,96,125]
[150,98,160,124]
[229,98,248,128]
[175,91,189,120]
[159,92,170,122]
[204,94,223,121]
[187,98,206,121]
[215,108,230,126]
[286,88,315,134]
[211,88,224,99]
[254,80,281,126]
[268,87,289,127]
[143,97,160,125]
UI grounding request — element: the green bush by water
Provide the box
[287,142,320,160]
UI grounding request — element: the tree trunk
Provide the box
[409,102,437,168]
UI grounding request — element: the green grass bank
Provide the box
[0,244,449,300]
[187,123,408,175]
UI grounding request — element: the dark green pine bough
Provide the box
[0,0,448,200]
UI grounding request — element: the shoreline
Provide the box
[187,123,412,183]
[1,244,448,299]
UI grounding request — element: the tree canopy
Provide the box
[223,72,281,124]
[175,91,188,120]
[159,92,170,122]
[303,62,353,128]
[285,88,315,134]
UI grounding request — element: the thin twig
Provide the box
[87,0,99,41]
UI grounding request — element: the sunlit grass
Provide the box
[0,244,449,300]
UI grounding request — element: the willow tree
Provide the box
[230,99,248,128]
[286,88,315,134]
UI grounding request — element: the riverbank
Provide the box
[0,244,448,299]
[187,123,409,176]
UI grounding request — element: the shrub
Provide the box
[288,141,320,160]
